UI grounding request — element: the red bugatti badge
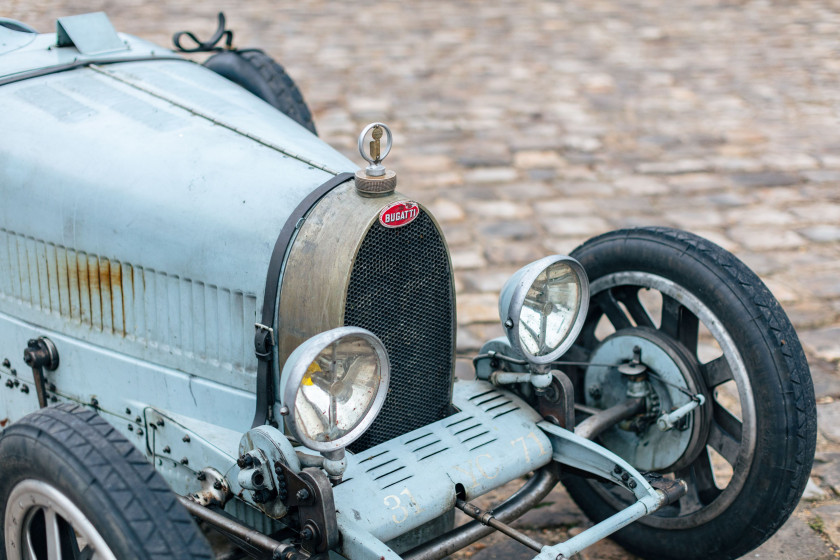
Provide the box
[379,201,419,228]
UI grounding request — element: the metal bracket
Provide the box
[274,463,338,554]
[190,468,231,507]
[537,371,575,430]
[22,337,59,409]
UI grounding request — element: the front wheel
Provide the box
[562,227,816,560]
[0,404,213,560]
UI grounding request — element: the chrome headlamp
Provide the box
[499,255,590,364]
[280,327,390,452]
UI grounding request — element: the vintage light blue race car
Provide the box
[0,13,817,560]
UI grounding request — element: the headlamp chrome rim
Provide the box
[280,326,390,452]
[501,255,590,365]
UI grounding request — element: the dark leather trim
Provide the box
[251,171,355,428]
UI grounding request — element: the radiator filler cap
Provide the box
[355,122,397,197]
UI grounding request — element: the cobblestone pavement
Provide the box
[6,1,840,558]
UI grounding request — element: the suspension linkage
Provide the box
[454,499,544,553]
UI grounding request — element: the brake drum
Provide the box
[584,328,711,472]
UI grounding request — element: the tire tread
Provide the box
[0,404,212,560]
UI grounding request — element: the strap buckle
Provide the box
[254,323,275,361]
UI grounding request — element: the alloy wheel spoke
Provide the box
[592,291,632,331]
[25,529,39,560]
[701,356,733,387]
[713,401,743,442]
[578,308,603,349]
[679,450,722,507]
[43,508,62,560]
[612,286,655,328]
[659,295,699,355]
[707,409,742,466]
[57,516,82,560]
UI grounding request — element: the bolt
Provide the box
[5,380,13,388]
[180,457,189,465]
[49,383,56,392]
[628,480,637,489]
[275,465,283,476]
[504,318,514,329]
[90,397,99,408]
[588,385,602,399]
[237,455,247,468]
[50,396,57,402]
[1,359,9,368]
[614,465,623,474]
[125,407,132,415]
[156,418,164,426]
[300,527,314,541]
[243,455,254,467]
[128,424,134,431]
[621,472,630,482]
[213,480,222,490]
[296,489,310,501]
[163,446,171,454]
[253,489,272,504]
[182,434,191,443]
[10,369,16,376]
[197,472,206,481]
[134,416,141,424]
[136,429,143,436]
[21,385,28,394]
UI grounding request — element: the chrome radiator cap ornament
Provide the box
[355,122,397,197]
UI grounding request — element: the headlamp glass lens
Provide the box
[519,261,582,356]
[293,335,382,443]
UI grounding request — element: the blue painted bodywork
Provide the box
[0,15,672,559]
[0,33,355,392]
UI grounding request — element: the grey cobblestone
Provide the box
[6,0,840,558]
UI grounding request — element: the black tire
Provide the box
[562,227,816,560]
[0,404,213,560]
[204,49,317,135]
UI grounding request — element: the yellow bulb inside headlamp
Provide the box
[293,335,383,443]
[302,361,320,386]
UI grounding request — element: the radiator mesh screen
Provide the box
[345,211,454,452]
